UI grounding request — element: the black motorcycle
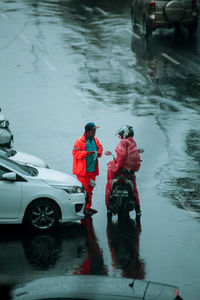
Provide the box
[105,151,137,222]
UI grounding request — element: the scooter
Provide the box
[105,151,137,222]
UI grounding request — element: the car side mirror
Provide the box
[2,172,17,181]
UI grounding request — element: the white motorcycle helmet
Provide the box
[116,125,134,139]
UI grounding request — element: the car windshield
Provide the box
[0,155,38,177]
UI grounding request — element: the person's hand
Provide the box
[87,151,95,156]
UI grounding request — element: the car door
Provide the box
[0,165,22,219]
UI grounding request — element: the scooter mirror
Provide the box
[104,151,112,156]
[138,148,144,153]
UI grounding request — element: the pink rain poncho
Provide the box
[105,136,141,207]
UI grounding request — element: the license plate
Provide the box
[113,190,128,197]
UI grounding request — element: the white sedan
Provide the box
[0,155,86,231]
[0,147,49,168]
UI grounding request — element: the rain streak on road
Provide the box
[0,0,200,299]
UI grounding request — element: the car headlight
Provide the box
[64,186,85,194]
[54,185,85,194]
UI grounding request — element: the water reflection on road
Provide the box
[0,217,145,283]
[106,217,145,279]
[74,218,108,276]
[0,223,88,281]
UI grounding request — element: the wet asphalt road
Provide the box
[0,0,200,299]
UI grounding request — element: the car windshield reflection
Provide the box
[0,155,38,177]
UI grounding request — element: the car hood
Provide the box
[10,151,48,168]
[37,167,82,187]
[11,275,181,300]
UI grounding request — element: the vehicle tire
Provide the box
[25,199,60,231]
[164,1,185,23]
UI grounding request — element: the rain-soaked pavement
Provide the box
[0,0,200,299]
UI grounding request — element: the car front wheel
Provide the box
[25,199,60,231]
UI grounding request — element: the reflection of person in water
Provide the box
[107,217,145,279]
[74,217,108,275]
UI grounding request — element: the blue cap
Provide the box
[85,122,99,131]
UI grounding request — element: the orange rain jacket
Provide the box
[72,133,103,177]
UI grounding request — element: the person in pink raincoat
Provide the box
[105,125,143,216]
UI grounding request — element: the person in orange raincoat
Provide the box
[72,122,103,216]
[105,125,143,216]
